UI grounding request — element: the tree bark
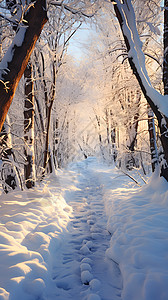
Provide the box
[42,62,56,176]
[0,116,22,192]
[24,62,35,188]
[43,101,53,175]
[147,105,159,172]
[95,114,105,160]
[124,91,141,169]
[163,0,168,95]
[0,0,47,132]
[126,91,140,152]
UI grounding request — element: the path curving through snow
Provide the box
[50,159,122,300]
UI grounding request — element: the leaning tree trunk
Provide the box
[24,62,35,188]
[113,1,168,181]
[0,0,47,133]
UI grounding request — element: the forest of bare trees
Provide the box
[0,0,167,192]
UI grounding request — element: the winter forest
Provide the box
[0,1,168,300]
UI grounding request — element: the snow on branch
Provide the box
[112,0,168,119]
[49,1,99,18]
[1,1,36,28]
[0,13,18,26]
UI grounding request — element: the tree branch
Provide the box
[0,0,48,132]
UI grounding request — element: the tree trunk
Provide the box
[24,62,35,188]
[0,0,47,132]
[160,0,168,179]
[163,0,168,95]
[53,118,59,168]
[126,91,140,152]
[125,91,140,169]
[111,128,117,162]
[43,102,53,176]
[109,109,117,162]
[42,62,56,176]
[147,105,159,172]
[0,116,22,193]
[95,114,105,160]
[105,109,112,160]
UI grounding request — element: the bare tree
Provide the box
[112,0,168,180]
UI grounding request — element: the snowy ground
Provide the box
[0,157,168,300]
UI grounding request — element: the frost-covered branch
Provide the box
[49,0,99,18]
[113,0,168,119]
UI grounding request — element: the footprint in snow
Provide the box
[80,244,91,255]
[80,263,92,272]
[81,270,93,285]
[87,294,101,300]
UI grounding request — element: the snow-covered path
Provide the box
[1,158,168,300]
[50,162,122,300]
